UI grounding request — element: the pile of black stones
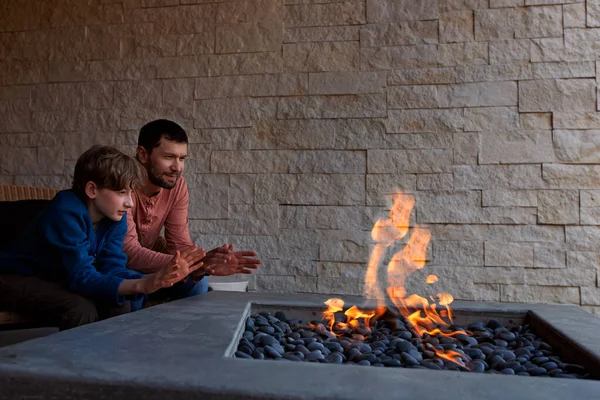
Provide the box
[235,310,592,379]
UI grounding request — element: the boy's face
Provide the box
[93,187,135,222]
[140,138,188,189]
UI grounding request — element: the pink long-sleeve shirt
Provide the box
[123,177,193,273]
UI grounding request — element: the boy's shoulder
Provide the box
[50,190,87,214]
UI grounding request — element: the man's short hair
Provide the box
[72,145,146,199]
[138,119,188,154]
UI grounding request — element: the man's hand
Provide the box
[193,244,260,278]
[138,246,205,294]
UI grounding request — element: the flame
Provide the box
[323,192,469,368]
[322,298,344,332]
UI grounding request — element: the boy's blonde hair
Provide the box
[72,145,146,199]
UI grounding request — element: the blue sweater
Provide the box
[0,190,144,304]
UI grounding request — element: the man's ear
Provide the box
[84,181,99,199]
[136,145,149,164]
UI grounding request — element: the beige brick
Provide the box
[417,174,454,190]
[543,164,600,189]
[440,0,489,12]
[538,190,580,224]
[387,109,464,133]
[177,32,215,56]
[368,149,452,174]
[474,8,519,41]
[121,35,177,58]
[387,85,439,109]
[534,243,566,268]
[216,0,283,24]
[438,42,488,66]
[479,130,554,164]
[361,21,438,47]
[365,174,417,206]
[285,1,366,27]
[520,113,552,130]
[367,0,439,23]
[588,0,600,27]
[255,275,298,293]
[526,268,595,286]
[454,165,544,190]
[193,98,251,128]
[388,67,455,85]
[490,0,524,6]
[440,11,474,43]
[567,251,600,269]
[216,21,282,53]
[209,52,283,76]
[501,285,580,304]
[581,207,600,225]
[162,79,194,108]
[554,112,600,129]
[284,42,358,72]
[309,71,385,95]
[553,130,600,163]
[519,79,597,112]
[438,82,517,108]
[156,56,208,78]
[485,242,534,267]
[284,26,360,43]
[431,241,483,266]
[361,45,438,70]
[516,5,563,38]
[490,40,530,64]
[277,94,386,119]
[531,61,595,79]
[482,190,538,207]
[464,107,519,132]
[454,132,479,165]
[114,80,162,109]
[564,3,586,28]
[317,276,363,296]
[319,230,370,263]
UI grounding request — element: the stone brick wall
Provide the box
[1,0,600,313]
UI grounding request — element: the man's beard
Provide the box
[145,162,180,189]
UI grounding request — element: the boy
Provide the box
[0,145,205,330]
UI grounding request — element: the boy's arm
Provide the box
[122,208,173,274]
[43,209,129,304]
[95,216,145,281]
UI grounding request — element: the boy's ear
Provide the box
[136,145,149,164]
[84,181,99,199]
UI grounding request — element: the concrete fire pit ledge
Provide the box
[2,291,600,399]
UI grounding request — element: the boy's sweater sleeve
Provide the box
[95,216,145,281]
[42,208,126,304]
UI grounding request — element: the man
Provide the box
[123,119,260,301]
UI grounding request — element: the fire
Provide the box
[323,192,467,368]
[321,298,375,336]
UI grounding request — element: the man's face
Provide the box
[142,138,188,189]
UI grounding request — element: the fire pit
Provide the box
[235,193,595,379]
[2,292,600,399]
[236,304,594,379]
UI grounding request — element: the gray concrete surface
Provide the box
[1,292,600,399]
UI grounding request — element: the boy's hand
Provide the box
[139,246,205,294]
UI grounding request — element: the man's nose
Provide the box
[171,159,183,172]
